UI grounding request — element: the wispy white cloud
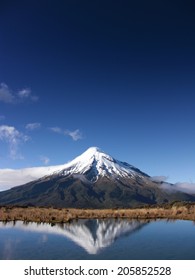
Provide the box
[18,88,39,101]
[150,175,195,194]
[0,82,38,104]
[26,122,41,130]
[64,129,83,141]
[18,88,31,98]
[160,181,195,195]
[49,127,63,133]
[50,126,83,141]
[174,182,195,194]
[0,125,29,159]
[0,164,66,191]
[40,155,50,165]
[0,83,15,103]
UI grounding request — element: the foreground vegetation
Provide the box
[0,202,195,223]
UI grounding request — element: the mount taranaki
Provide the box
[0,147,194,208]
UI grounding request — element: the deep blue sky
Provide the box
[0,0,195,183]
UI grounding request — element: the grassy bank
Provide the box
[0,202,195,223]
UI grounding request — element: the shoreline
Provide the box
[0,203,195,223]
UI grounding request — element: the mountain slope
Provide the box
[0,147,195,208]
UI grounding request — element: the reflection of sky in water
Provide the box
[0,219,195,260]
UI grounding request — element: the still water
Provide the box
[0,219,195,260]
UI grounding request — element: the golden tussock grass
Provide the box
[0,203,195,223]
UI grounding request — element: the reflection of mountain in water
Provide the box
[0,219,148,254]
[61,219,148,254]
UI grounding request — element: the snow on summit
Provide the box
[57,146,146,181]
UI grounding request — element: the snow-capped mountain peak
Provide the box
[56,147,148,181]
